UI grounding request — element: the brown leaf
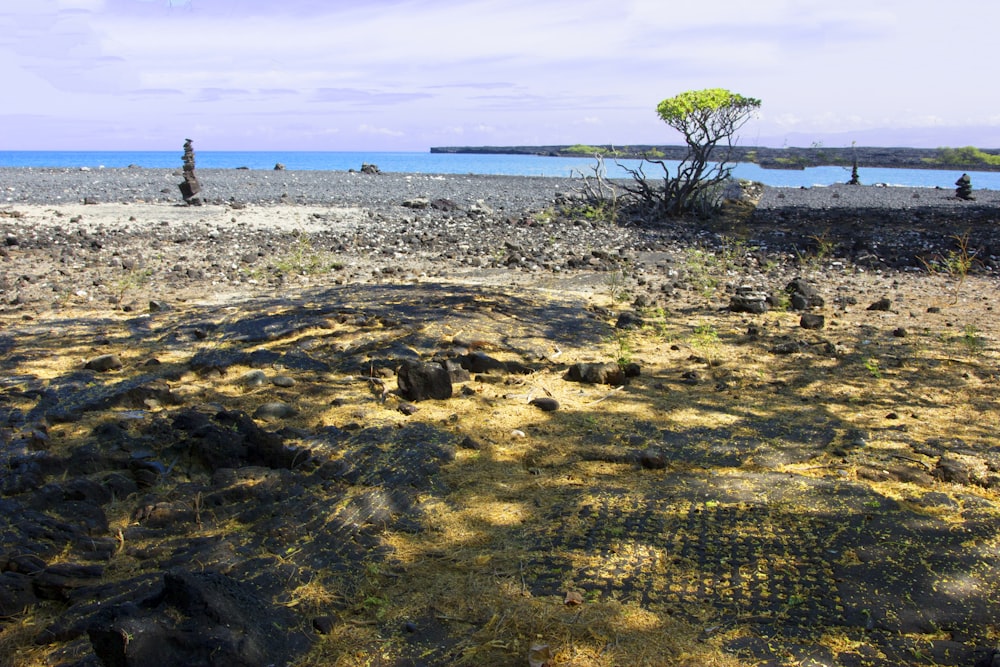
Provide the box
[564,590,584,606]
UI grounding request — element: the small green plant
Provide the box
[689,323,721,365]
[770,291,791,312]
[794,232,836,270]
[604,270,629,303]
[274,232,340,276]
[642,306,675,341]
[716,234,750,273]
[864,357,881,379]
[960,324,986,355]
[919,232,978,302]
[690,322,720,349]
[683,247,721,299]
[113,266,153,307]
[609,329,633,371]
[580,200,619,223]
[810,232,836,261]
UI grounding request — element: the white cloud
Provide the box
[358,124,404,137]
[3,0,999,149]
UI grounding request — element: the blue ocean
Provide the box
[1,150,997,190]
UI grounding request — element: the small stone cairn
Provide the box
[178,139,203,206]
[846,157,861,185]
[955,173,975,201]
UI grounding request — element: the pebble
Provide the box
[529,397,560,412]
[238,370,268,387]
[271,375,296,387]
[85,354,123,372]
[253,402,298,421]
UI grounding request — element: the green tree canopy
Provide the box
[618,89,760,217]
[656,88,762,149]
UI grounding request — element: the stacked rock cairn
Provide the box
[955,173,974,201]
[178,138,203,205]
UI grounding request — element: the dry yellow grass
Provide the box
[1,253,998,666]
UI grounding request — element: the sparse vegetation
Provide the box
[683,247,722,299]
[918,232,979,302]
[616,88,761,218]
[960,324,986,355]
[4,182,1000,667]
[112,266,153,307]
[928,146,1000,168]
[609,328,633,371]
[603,269,628,303]
[563,144,609,156]
[274,232,343,276]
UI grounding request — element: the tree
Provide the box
[622,88,761,217]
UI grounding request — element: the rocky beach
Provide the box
[1,167,999,667]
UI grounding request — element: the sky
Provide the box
[3,0,999,152]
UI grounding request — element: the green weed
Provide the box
[960,324,986,355]
[608,329,633,371]
[112,266,153,307]
[604,270,629,303]
[683,248,721,299]
[919,232,978,302]
[274,232,342,276]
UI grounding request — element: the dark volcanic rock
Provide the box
[0,572,35,618]
[786,277,824,310]
[614,311,645,329]
[729,286,769,314]
[175,409,302,471]
[85,354,124,372]
[565,362,626,385]
[396,359,453,401]
[867,297,892,311]
[458,351,533,375]
[529,396,560,412]
[800,313,825,330]
[87,569,309,667]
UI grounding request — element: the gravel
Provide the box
[0,167,579,212]
[3,168,997,286]
[4,166,999,212]
[755,181,1000,210]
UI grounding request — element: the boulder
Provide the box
[799,313,825,330]
[867,297,892,311]
[785,277,824,310]
[615,311,645,329]
[458,351,533,375]
[0,572,36,618]
[87,569,309,667]
[529,397,559,412]
[401,197,430,209]
[565,362,638,385]
[729,286,769,314]
[84,354,123,372]
[396,360,452,401]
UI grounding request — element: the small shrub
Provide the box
[918,232,979,302]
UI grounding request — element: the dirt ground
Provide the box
[1,201,999,667]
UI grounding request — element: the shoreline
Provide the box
[2,167,999,209]
[431,144,1000,171]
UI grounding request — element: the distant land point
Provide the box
[430,145,1000,171]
